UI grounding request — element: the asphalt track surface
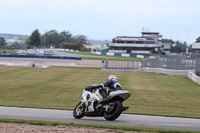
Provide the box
[0,107,200,131]
[0,57,103,68]
[53,51,110,58]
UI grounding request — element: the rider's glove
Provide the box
[95,84,104,89]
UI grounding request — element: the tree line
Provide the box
[26,29,88,51]
[0,37,6,54]
[1,30,200,53]
[161,38,196,54]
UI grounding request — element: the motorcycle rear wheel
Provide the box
[103,100,123,121]
[73,102,85,119]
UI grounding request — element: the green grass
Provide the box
[0,118,198,133]
[59,51,99,56]
[1,49,17,53]
[59,51,105,57]
[60,51,142,62]
[0,66,200,118]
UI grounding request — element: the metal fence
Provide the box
[142,56,200,75]
[103,56,200,76]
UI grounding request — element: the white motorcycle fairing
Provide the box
[82,89,103,112]
[73,88,132,121]
[81,89,131,112]
[108,90,131,102]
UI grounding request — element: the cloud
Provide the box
[1,0,199,17]
[0,0,199,41]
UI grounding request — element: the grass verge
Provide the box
[1,49,17,53]
[0,118,198,133]
[60,51,97,56]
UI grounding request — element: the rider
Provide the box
[85,75,122,103]
[104,75,122,92]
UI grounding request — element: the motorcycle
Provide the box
[73,85,131,121]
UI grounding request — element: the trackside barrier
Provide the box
[0,54,81,60]
[103,67,200,85]
[91,51,152,59]
[138,68,200,85]
[135,68,194,76]
[103,61,141,69]
[188,71,200,85]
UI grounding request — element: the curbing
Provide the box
[91,51,153,59]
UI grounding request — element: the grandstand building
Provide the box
[107,32,171,55]
[192,42,200,55]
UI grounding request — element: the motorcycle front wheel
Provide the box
[103,100,123,121]
[73,102,85,119]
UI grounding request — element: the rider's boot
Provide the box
[99,88,109,103]
[99,97,109,103]
[122,106,129,111]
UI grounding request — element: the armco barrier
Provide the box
[0,54,81,60]
[91,51,150,59]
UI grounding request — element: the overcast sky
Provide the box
[0,0,200,43]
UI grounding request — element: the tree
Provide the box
[161,39,175,53]
[188,44,192,52]
[161,39,174,44]
[75,35,87,45]
[171,41,188,53]
[27,29,41,47]
[10,41,27,49]
[60,31,73,43]
[0,37,6,54]
[59,42,81,50]
[74,35,87,50]
[161,38,189,54]
[41,30,63,47]
[40,29,88,50]
[196,36,200,42]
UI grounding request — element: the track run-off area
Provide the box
[0,106,200,132]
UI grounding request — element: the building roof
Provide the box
[115,36,155,41]
[192,42,200,49]
[141,32,160,35]
[108,43,162,48]
[116,36,143,38]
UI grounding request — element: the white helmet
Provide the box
[108,75,117,81]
